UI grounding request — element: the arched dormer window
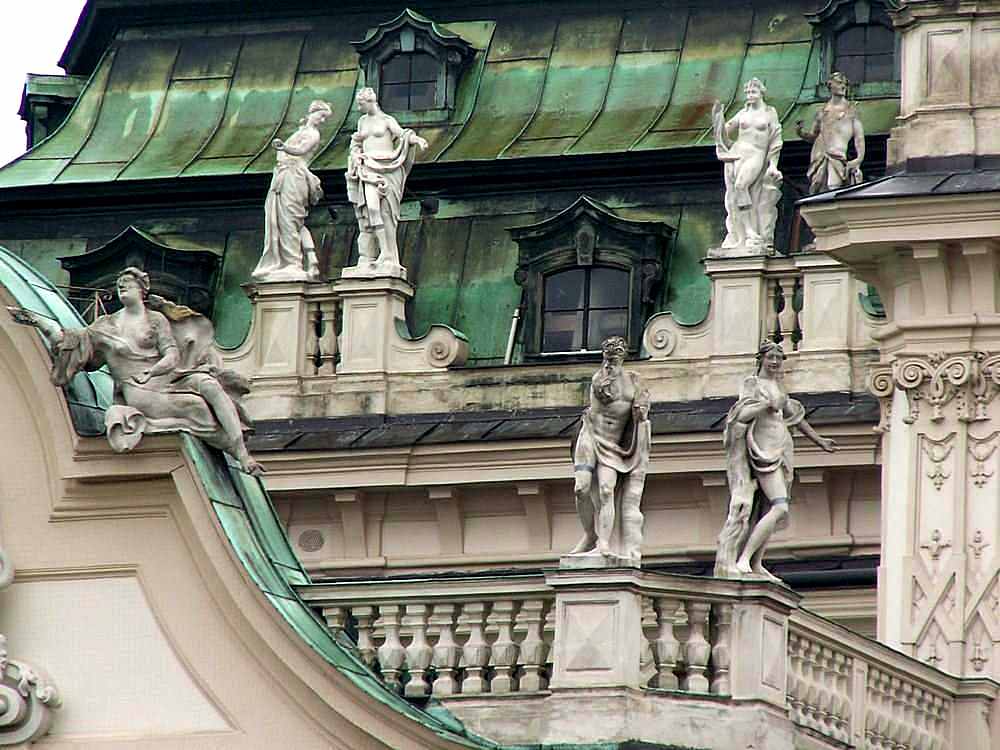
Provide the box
[807,0,899,97]
[353,9,474,117]
[509,196,674,360]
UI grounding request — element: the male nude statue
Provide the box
[796,71,866,194]
[570,336,651,562]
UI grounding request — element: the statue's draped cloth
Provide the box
[578,406,651,475]
[254,154,323,279]
[345,130,419,233]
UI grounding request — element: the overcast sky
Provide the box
[0,1,87,167]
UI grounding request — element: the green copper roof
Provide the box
[0,3,898,187]
[0,244,112,435]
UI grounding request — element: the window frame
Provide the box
[379,51,442,113]
[540,265,632,355]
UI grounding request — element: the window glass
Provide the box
[832,23,896,86]
[379,52,440,110]
[541,267,630,353]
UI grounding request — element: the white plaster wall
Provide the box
[0,576,229,737]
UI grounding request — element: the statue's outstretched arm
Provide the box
[9,307,64,345]
[797,418,836,452]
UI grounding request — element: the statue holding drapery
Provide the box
[796,72,865,195]
[342,87,428,280]
[251,100,332,283]
[12,267,262,475]
[711,78,783,256]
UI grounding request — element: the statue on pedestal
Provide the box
[567,336,651,566]
[796,72,865,195]
[711,78,783,256]
[342,87,428,280]
[251,100,333,283]
[714,341,836,581]
[13,267,262,475]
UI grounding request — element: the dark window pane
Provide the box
[381,55,410,84]
[589,267,629,308]
[545,269,586,311]
[380,83,409,113]
[410,52,439,82]
[866,53,894,83]
[835,55,865,85]
[867,25,895,55]
[409,81,437,110]
[543,311,584,352]
[587,309,628,350]
[835,26,866,55]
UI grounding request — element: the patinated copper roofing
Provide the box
[0,3,899,187]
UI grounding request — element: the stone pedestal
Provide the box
[545,568,644,690]
[332,275,468,375]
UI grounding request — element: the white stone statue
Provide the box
[711,78,783,256]
[342,87,428,280]
[796,72,865,195]
[714,341,836,581]
[15,267,262,475]
[251,100,333,283]
[568,336,651,565]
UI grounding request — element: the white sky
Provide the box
[0,1,88,167]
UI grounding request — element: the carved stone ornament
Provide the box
[565,336,651,567]
[710,78,783,257]
[252,100,333,283]
[714,341,836,581]
[11,267,262,475]
[868,351,1000,431]
[341,88,428,281]
[0,548,62,744]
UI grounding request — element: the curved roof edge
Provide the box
[179,434,502,750]
[0,244,112,435]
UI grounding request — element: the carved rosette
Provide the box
[867,351,1000,430]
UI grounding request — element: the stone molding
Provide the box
[868,351,1000,430]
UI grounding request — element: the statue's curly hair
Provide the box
[602,336,627,358]
[117,267,150,298]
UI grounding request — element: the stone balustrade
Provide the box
[301,570,997,749]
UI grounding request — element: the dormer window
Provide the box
[509,196,674,359]
[380,52,439,112]
[806,0,899,97]
[353,9,474,116]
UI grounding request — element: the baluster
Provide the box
[832,652,851,743]
[430,604,461,696]
[353,605,378,668]
[683,601,711,692]
[488,600,519,693]
[771,278,786,344]
[516,599,549,692]
[650,597,680,689]
[376,604,406,693]
[318,300,338,375]
[305,305,323,373]
[804,641,822,730]
[460,602,490,694]
[322,606,348,635]
[710,602,732,695]
[403,604,433,698]
[791,275,803,350]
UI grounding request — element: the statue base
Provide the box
[559,552,639,570]
[340,260,407,282]
[707,244,771,259]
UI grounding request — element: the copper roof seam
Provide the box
[693,9,755,148]
[51,48,119,184]
[309,67,359,167]
[244,36,307,173]
[628,6,690,151]
[565,14,626,155]
[449,219,476,331]
[779,36,821,129]
[115,42,183,180]
[434,22,498,163]
[496,17,559,159]
[178,36,246,176]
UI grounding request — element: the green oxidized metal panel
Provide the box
[407,217,474,334]
[665,203,722,325]
[513,14,623,147]
[184,33,304,174]
[637,5,755,149]
[65,40,179,178]
[120,37,242,179]
[213,230,260,349]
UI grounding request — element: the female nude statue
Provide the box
[18,267,261,475]
[712,78,783,255]
[344,87,428,278]
[252,100,332,282]
[714,341,836,581]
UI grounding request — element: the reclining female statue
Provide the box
[16,267,261,475]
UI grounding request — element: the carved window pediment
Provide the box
[353,8,475,118]
[59,226,220,317]
[508,196,674,359]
